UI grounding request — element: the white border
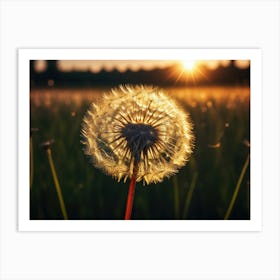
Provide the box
[18,49,262,232]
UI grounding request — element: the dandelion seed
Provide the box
[40,139,55,150]
[81,85,194,185]
[243,139,250,148]
[208,142,221,149]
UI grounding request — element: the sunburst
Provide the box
[167,60,208,85]
[182,60,196,71]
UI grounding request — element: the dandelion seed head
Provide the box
[81,85,194,185]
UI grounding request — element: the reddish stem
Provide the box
[124,162,138,220]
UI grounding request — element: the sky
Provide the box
[34,60,250,73]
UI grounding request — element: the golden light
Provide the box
[167,60,207,85]
[182,60,196,71]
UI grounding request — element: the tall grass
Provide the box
[224,154,250,220]
[30,135,34,189]
[173,175,180,219]
[183,172,198,219]
[46,147,68,220]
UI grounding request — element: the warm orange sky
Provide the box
[34,60,250,73]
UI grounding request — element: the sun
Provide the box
[167,60,207,85]
[182,60,196,71]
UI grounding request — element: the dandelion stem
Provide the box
[30,135,34,189]
[124,161,138,220]
[224,154,250,220]
[46,148,68,220]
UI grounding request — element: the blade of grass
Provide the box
[46,148,68,220]
[224,154,250,220]
[173,175,180,219]
[247,181,250,214]
[30,136,34,189]
[183,172,198,219]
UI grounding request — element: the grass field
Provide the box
[30,86,250,220]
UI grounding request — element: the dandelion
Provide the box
[81,85,194,219]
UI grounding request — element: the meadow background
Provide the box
[30,82,250,220]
